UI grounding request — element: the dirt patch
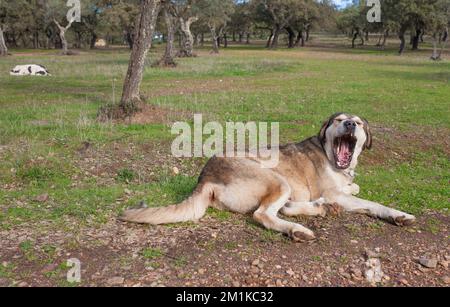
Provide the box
[1,211,448,287]
[361,124,450,166]
[129,103,191,125]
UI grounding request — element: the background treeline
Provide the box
[0,0,449,58]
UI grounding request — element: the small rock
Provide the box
[251,259,260,266]
[18,281,29,287]
[42,263,58,273]
[198,268,205,275]
[350,268,363,279]
[350,240,358,244]
[439,261,448,269]
[250,267,259,274]
[275,265,281,269]
[399,279,409,286]
[286,269,295,276]
[124,189,132,195]
[107,277,124,285]
[275,279,283,287]
[365,258,383,283]
[172,167,180,175]
[232,281,240,287]
[419,257,438,269]
[442,276,450,284]
[35,193,49,202]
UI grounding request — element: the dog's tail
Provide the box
[119,184,213,225]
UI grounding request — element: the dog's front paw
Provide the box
[290,228,316,242]
[393,215,416,227]
[350,183,360,195]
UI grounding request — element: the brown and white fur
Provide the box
[120,113,416,241]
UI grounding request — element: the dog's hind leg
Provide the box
[253,177,316,242]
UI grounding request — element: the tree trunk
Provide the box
[33,31,39,49]
[200,32,204,46]
[411,29,421,50]
[232,31,236,42]
[209,24,219,54]
[178,16,198,57]
[156,7,176,67]
[223,33,228,48]
[238,32,243,43]
[90,32,97,49]
[119,0,161,114]
[266,32,273,48]
[431,28,448,61]
[305,27,310,42]
[379,30,388,50]
[286,27,295,48]
[270,26,281,49]
[54,19,74,55]
[194,33,199,46]
[295,30,304,47]
[352,30,358,48]
[125,30,134,49]
[246,33,250,44]
[399,26,407,55]
[431,34,439,60]
[0,25,8,56]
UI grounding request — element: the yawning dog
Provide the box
[120,113,416,241]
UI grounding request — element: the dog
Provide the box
[10,64,51,76]
[120,113,416,241]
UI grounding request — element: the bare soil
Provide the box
[0,210,448,287]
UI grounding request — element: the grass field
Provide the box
[0,39,449,286]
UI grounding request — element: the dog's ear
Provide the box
[319,114,339,144]
[362,118,372,150]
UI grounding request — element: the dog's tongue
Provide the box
[338,141,351,163]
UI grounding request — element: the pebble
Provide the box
[419,257,438,269]
[35,193,49,202]
[251,259,260,266]
[172,167,180,175]
[286,269,295,276]
[107,277,125,285]
[442,276,450,284]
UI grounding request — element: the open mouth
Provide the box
[333,134,357,169]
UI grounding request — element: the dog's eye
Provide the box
[335,119,344,122]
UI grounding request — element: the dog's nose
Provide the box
[344,120,357,131]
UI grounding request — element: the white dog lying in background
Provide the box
[10,64,51,76]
